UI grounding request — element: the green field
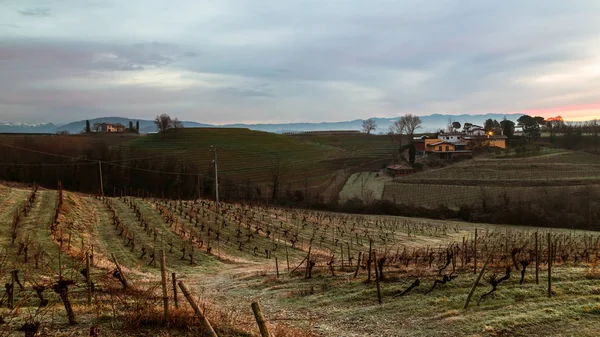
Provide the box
[289,132,404,165]
[0,130,399,202]
[121,128,338,183]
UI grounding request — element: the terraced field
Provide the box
[382,151,600,209]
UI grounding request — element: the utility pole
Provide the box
[98,161,104,197]
[210,146,219,212]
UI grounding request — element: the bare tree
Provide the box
[446,118,453,133]
[92,123,102,133]
[154,114,172,133]
[397,114,422,141]
[389,123,405,164]
[362,119,377,135]
[172,118,184,129]
[154,114,184,132]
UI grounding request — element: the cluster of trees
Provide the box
[79,114,187,135]
[515,115,600,146]
[154,114,184,133]
[515,115,545,141]
[83,120,140,134]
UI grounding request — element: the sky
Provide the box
[0,0,599,124]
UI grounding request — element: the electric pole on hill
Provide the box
[210,146,219,212]
[98,161,104,197]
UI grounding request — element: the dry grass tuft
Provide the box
[583,303,600,314]
[584,267,600,279]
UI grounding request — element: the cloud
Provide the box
[0,0,599,123]
[17,8,51,17]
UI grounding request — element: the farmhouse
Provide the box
[101,123,125,133]
[386,164,416,177]
[422,127,507,159]
[466,125,487,136]
[424,137,472,159]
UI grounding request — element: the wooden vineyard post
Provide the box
[461,237,465,268]
[353,252,362,278]
[111,253,128,289]
[373,251,382,305]
[160,250,169,325]
[251,302,271,337]
[285,243,290,271]
[367,240,373,282]
[178,281,218,337]
[341,244,344,270]
[473,228,478,274]
[172,273,179,309]
[7,271,14,309]
[464,251,492,309]
[98,161,104,197]
[548,233,552,298]
[58,241,62,280]
[305,245,312,279]
[86,251,92,306]
[535,232,539,285]
[275,257,279,278]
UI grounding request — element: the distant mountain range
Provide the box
[0,114,525,134]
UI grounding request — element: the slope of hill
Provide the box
[120,128,341,185]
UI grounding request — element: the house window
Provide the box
[438,146,442,151]
[445,146,449,151]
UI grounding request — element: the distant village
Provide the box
[415,123,507,159]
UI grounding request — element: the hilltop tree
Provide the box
[135,121,140,133]
[546,116,564,143]
[173,118,184,129]
[92,122,102,133]
[452,121,461,132]
[154,114,183,132]
[484,119,500,133]
[128,121,134,132]
[517,115,543,142]
[362,119,377,135]
[396,114,422,140]
[463,122,473,131]
[154,114,172,132]
[500,118,515,137]
[391,114,422,164]
[85,120,91,133]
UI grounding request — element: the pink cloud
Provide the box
[512,103,600,120]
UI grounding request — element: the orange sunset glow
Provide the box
[516,103,600,121]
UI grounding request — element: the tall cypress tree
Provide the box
[85,120,91,133]
[135,121,140,133]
